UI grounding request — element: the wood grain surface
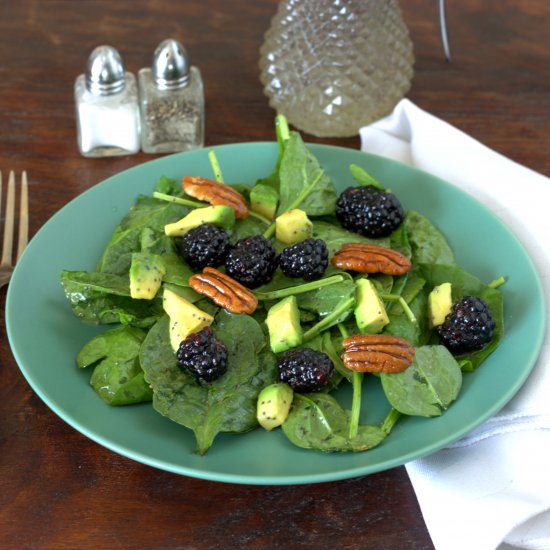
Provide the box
[1,1,548,548]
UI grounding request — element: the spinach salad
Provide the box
[60,116,504,455]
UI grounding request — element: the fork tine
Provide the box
[1,171,15,268]
[16,171,29,261]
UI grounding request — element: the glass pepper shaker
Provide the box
[138,38,204,154]
[74,45,140,157]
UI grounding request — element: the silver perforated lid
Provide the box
[152,39,190,90]
[85,45,125,95]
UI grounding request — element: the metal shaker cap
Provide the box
[85,45,126,95]
[152,39,190,90]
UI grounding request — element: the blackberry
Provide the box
[437,296,496,354]
[225,235,278,288]
[279,238,329,281]
[176,327,228,383]
[180,223,231,271]
[277,348,334,393]
[335,185,404,238]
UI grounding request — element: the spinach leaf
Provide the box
[61,270,131,297]
[386,269,426,315]
[162,283,202,303]
[405,210,455,266]
[137,228,194,286]
[321,331,352,384]
[60,270,163,327]
[77,325,152,405]
[312,221,390,256]
[155,175,181,196]
[120,195,188,233]
[282,393,386,452]
[97,197,188,274]
[140,312,277,454]
[390,223,412,259]
[161,253,195,287]
[255,113,290,190]
[277,132,337,216]
[297,279,356,318]
[230,215,268,242]
[369,273,394,294]
[384,290,429,347]
[380,345,462,417]
[349,163,383,189]
[254,270,348,300]
[139,227,175,255]
[96,226,141,275]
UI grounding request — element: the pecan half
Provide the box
[189,267,258,314]
[341,333,415,373]
[331,243,411,275]
[182,176,249,219]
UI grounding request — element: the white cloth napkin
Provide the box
[360,99,550,550]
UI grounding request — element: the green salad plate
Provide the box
[6,143,546,485]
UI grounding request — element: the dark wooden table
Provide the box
[1,1,548,548]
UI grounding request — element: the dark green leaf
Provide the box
[389,223,412,259]
[297,280,355,318]
[161,253,195,286]
[255,114,290,191]
[312,221,390,256]
[162,283,202,303]
[96,226,141,275]
[405,211,455,266]
[349,163,383,189]
[386,270,426,315]
[139,227,175,255]
[60,270,163,327]
[120,195,188,233]
[230,215,268,242]
[380,345,462,417]
[155,176,181,196]
[282,393,386,452]
[384,289,429,347]
[97,197,188,274]
[77,325,152,405]
[277,132,337,216]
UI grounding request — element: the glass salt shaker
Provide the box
[138,38,204,154]
[74,45,140,157]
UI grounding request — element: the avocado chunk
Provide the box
[164,205,235,237]
[275,208,313,244]
[129,252,166,299]
[256,383,294,431]
[266,295,302,353]
[162,288,214,351]
[354,278,389,334]
[250,183,278,220]
[427,282,453,328]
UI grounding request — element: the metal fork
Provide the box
[0,171,29,289]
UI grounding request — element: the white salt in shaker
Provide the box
[74,45,140,157]
[138,38,204,153]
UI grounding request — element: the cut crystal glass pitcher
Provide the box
[259,0,415,137]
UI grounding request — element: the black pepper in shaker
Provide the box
[138,38,205,153]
